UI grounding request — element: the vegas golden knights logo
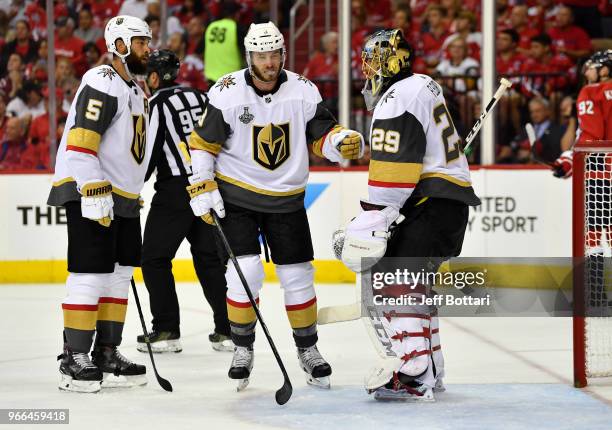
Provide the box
[131,114,146,164]
[252,123,290,170]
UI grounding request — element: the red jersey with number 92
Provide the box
[576,81,612,143]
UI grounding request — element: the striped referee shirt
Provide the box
[146,85,208,182]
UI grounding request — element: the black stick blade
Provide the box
[275,379,292,405]
[157,375,173,392]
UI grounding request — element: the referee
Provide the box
[137,50,232,353]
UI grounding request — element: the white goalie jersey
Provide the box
[48,65,151,217]
[367,73,480,210]
[188,69,338,213]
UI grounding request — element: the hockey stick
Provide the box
[211,212,293,405]
[464,78,513,156]
[525,123,554,167]
[130,278,173,392]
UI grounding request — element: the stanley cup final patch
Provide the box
[239,107,254,124]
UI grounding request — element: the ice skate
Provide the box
[92,345,147,388]
[368,372,435,402]
[136,330,182,353]
[209,332,234,352]
[297,345,332,389]
[228,345,254,391]
[58,346,102,393]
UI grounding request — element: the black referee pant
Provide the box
[141,176,230,337]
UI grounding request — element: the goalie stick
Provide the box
[464,78,513,156]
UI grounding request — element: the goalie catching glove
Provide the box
[79,180,114,227]
[333,201,404,272]
[186,174,225,225]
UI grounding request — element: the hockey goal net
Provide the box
[573,140,612,387]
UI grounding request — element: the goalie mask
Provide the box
[244,21,285,82]
[361,29,413,111]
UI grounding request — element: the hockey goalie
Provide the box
[334,29,480,401]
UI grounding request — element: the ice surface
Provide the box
[0,282,610,429]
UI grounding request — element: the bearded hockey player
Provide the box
[335,29,480,401]
[187,21,364,390]
[47,15,152,393]
[552,49,612,179]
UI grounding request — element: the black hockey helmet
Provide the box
[590,49,612,70]
[147,49,180,83]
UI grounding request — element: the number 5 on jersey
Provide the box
[85,99,103,121]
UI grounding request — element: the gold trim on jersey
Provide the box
[189,132,222,155]
[420,172,472,187]
[215,172,305,196]
[369,159,422,184]
[67,128,101,154]
[112,186,139,199]
[53,177,75,187]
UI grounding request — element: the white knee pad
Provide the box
[104,264,134,299]
[65,272,109,306]
[226,255,264,303]
[276,262,315,305]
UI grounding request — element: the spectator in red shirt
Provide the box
[22,87,65,171]
[303,31,338,108]
[440,0,462,33]
[422,5,450,70]
[0,117,26,171]
[497,0,513,30]
[547,6,592,62]
[24,0,47,39]
[87,0,122,28]
[528,0,560,33]
[0,53,24,97]
[168,31,207,91]
[510,5,540,55]
[520,33,575,101]
[391,4,421,52]
[74,7,103,44]
[175,0,205,26]
[0,96,10,144]
[363,0,391,25]
[0,19,38,74]
[186,16,205,57]
[496,29,525,135]
[55,17,86,77]
[562,0,602,38]
[443,10,482,62]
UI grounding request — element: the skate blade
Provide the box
[372,387,435,402]
[306,375,331,389]
[58,374,101,393]
[211,341,234,352]
[101,373,148,388]
[236,378,250,392]
[137,340,182,354]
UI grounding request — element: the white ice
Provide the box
[1,282,611,430]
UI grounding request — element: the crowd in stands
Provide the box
[0,0,610,171]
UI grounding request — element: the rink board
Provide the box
[0,168,571,283]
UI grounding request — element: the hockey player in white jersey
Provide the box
[335,29,480,401]
[47,15,152,393]
[187,21,364,390]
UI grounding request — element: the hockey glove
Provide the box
[335,201,404,273]
[329,127,365,160]
[186,176,225,225]
[79,180,114,227]
[552,150,573,179]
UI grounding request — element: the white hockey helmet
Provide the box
[244,22,285,71]
[104,15,151,61]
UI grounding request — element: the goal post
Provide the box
[573,140,612,388]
